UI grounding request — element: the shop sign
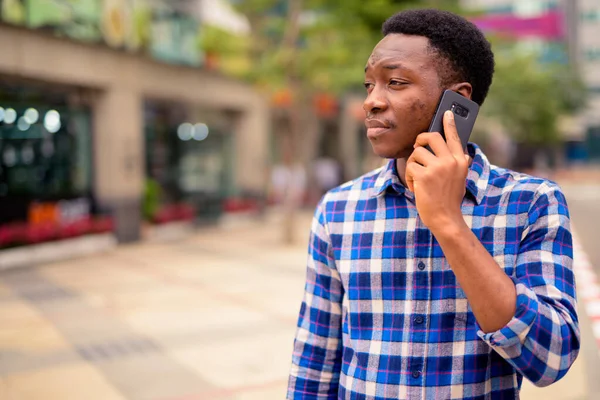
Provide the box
[28,197,91,225]
[0,0,202,67]
[149,9,202,67]
[471,11,565,40]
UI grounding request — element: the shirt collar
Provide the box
[369,143,490,205]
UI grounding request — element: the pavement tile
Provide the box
[0,347,79,376]
[0,300,69,353]
[0,280,14,299]
[180,378,288,400]
[195,265,303,298]
[90,352,214,400]
[235,380,287,400]
[121,292,271,345]
[243,286,305,321]
[90,285,201,315]
[0,362,127,400]
[168,329,294,390]
[233,381,288,400]
[24,298,144,346]
[39,258,159,294]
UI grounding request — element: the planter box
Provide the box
[0,233,117,271]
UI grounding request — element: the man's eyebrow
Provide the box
[365,63,409,73]
[383,63,409,71]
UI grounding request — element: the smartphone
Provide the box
[428,89,479,151]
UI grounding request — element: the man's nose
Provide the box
[364,86,388,115]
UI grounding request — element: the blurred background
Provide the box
[0,0,599,399]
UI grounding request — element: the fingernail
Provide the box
[445,110,454,119]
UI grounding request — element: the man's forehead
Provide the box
[368,34,431,65]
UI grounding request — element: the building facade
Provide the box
[0,1,269,243]
[578,0,600,161]
[462,0,600,163]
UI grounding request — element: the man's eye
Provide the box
[390,80,406,86]
[364,82,374,90]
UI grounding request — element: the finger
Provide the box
[409,146,437,167]
[405,160,426,193]
[443,110,464,156]
[414,132,451,158]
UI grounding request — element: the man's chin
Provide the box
[370,145,409,160]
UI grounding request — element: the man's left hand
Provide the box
[405,110,470,232]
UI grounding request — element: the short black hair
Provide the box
[382,9,495,106]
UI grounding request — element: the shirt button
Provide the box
[412,370,421,379]
[414,316,424,325]
[418,261,426,270]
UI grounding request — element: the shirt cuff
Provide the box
[476,279,539,349]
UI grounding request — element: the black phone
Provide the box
[428,89,479,151]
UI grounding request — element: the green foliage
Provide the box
[201,24,248,55]
[200,24,253,78]
[217,0,461,95]
[483,48,588,145]
[142,179,161,222]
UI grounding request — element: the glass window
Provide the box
[0,81,93,224]
[144,100,234,221]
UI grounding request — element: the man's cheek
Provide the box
[410,99,436,133]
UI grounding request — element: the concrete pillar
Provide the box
[234,101,270,195]
[93,87,144,242]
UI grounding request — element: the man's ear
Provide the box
[449,82,473,100]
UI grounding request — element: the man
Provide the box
[287,9,579,400]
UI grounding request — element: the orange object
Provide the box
[314,93,338,117]
[29,202,59,225]
[272,89,293,108]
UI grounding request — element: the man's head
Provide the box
[364,9,494,159]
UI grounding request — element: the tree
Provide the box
[481,46,587,169]
[205,0,460,243]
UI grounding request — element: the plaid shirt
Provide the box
[288,143,579,400]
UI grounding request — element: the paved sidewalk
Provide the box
[0,210,595,399]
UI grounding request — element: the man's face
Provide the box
[364,34,444,159]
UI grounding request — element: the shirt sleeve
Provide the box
[477,182,580,387]
[287,199,344,399]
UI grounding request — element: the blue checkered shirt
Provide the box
[288,143,579,399]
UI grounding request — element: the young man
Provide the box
[287,9,579,400]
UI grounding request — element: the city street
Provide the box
[0,181,599,400]
[1,1,599,399]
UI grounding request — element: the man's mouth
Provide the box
[365,119,394,138]
[367,127,392,138]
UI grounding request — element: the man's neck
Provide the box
[395,158,408,188]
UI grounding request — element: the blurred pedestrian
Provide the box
[270,162,306,207]
[313,156,342,198]
[288,9,578,399]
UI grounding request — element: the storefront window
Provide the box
[0,81,93,225]
[144,100,233,222]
